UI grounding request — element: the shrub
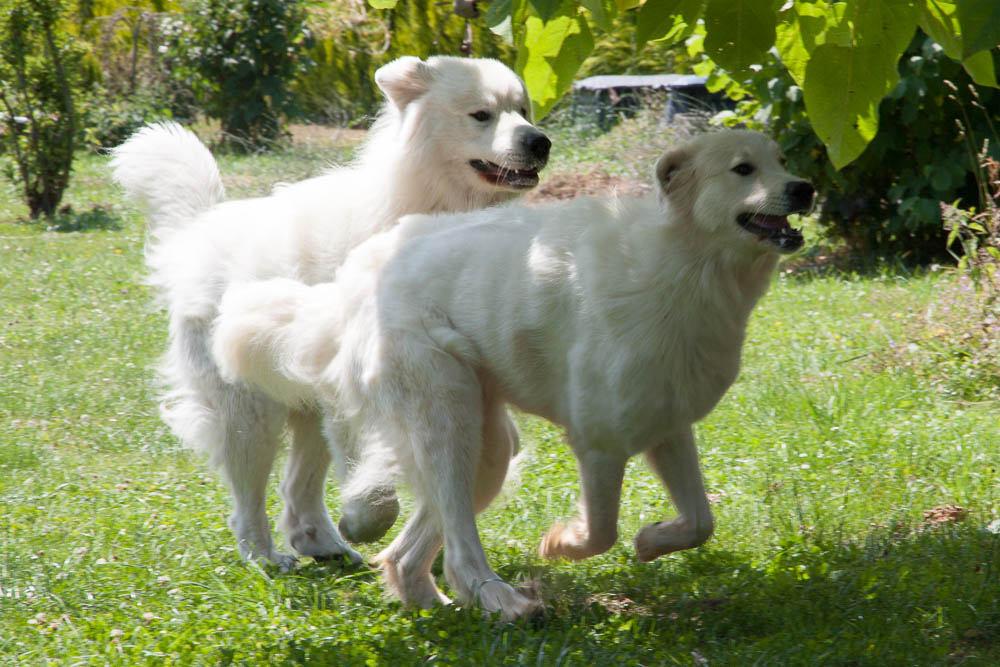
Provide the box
[76,5,192,150]
[730,32,1000,264]
[877,149,1000,401]
[293,0,512,125]
[161,0,312,151]
[0,0,84,218]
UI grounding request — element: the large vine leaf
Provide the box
[803,42,898,168]
[634,0,703,48]
[579,0,618,31]
[703,0,778,75]
[775,1,830,86]
[484,0,527,42]
[961,49,998,87]
[530,0,564,21]
[920,0,963,57]
[781,1,917,168]
[919,0,998,87]
[956,0,1000,58]
[515,9,595,119]
[850,0,919,59]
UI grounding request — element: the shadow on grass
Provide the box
[780,242,943,282]
[27,205,122,233]
[230,524,1000,664]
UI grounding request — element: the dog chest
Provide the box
[563,323,743,451]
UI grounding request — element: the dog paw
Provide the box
[249,547,299,573]
[236,539,299,572]
[538,520,613,561]
[378,550,451,609]
[271,551,300,573]
[634,517,713,562]
[476,579,544,623]
[289,524,364,565]
[339,489,400,544]
[539,522,588,560]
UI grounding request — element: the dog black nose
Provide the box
[785,180,815,210]
[524,131,551,162]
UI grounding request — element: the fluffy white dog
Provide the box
[210,129,815,620]
[111,56,550,570]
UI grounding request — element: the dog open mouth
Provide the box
[737,212,804,252]
[469,159,540,190]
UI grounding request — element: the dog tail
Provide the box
[212,278,342,406]
[111,121,225,231]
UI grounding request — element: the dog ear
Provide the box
[654,145,695,198]
[375,57,437,111]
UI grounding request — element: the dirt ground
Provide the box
[289,124,368,149]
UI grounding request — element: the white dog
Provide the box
[210,130,814,620]
[111,56,550,570]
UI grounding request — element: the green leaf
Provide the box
[635,0,703,48]
[516,8,595,119]
[484,0,515,41]
[484,0,514,27]
[919,0,963,59]
[956,0,1000,58]
[775,2,831,87]
[803,42,897,168]
[366,0,398,9]
[704,0,778,75]
[962,49,999,87]
[485,0,528,43]
[851,0,919,61]
[530,0,563,21]
[579,0,618,32]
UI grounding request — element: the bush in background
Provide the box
[294,0,512,125]
[77,4,189,150]
[731,32,1000,264]
[0,0,84,218]
[161,0,312,151]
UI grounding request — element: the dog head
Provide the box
[655,130,814,254]
[374,56,550,193]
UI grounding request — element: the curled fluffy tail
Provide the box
[111,121,225,230]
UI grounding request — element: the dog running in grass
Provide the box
[111,56,550,570]
[210,129,814,620]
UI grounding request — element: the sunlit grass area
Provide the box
[2,128,999,664]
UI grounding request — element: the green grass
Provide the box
[2,141,1000,665]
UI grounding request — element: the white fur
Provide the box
[211,130,815,619]
[111,56,548,570]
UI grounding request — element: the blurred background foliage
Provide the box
[1,0,998,266]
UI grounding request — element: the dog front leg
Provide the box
[634,426,714,561]
[539,448,627,561]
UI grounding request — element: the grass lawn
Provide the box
[2,128,1000,665]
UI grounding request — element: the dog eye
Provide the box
[470,110,493,122]
[520,107,528,118]
[731,163,755,176]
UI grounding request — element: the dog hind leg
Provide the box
[473,396,518,514]
[279,409,363,564]
[633,426,714,561]
[408,352,539,621]
[162,317,296,570]
[218,386,298,571]
[377,504,449,608]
